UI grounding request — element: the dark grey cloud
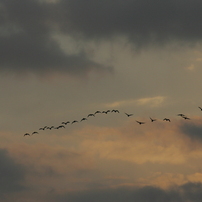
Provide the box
[50,182,202,202]
[0,0,111,76]
[59,0,202,46]
[2,0,202,76]
[0,148,25,194]
[180,122,202,141]
[181,182,202,202]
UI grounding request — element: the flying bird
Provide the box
[81,118,87,122]
[150,117,157,122]
[94,111,101,114]
[199,107,202,111]
[102,110,110,114]
[49,126,54,130]
[55,125,65,129]
[163,118,171,122]
[62,121,70,125]
[177,114,185,117]
[24,133,30,136]
[32,131,38,135]
[72,120,78,124]
[111,109,120,113]
[39,126,47,130]
[125,113,133,117]
[87,114,95,117]
[182,116,190,120]
[136,121,145,125]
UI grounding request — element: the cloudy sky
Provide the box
[1,0,202,201]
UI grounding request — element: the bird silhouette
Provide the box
[102,110,110,114]
[94,111,101,114]
[136,121,145,125]
[87,114,95,117]
[182,116,190,120]
[199,107,202,111]
[111,109,120,113]
[62,121,70,125]
[177,114,185,117]
[150,117,157,122]
[49,126,54,130]
[125,113,133,117]
[24,133,30,136]
[55,125,65,129]
[32,131,38,135]
[72,120,78,124]
[163,118,171,122]
[39,126,47,130]
[81,118,87,122]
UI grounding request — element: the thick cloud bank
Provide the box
[0,148,25,195]
[0,0,111,76]
[62,0,202,45]
[1,0,202,76]
[52,182,202,202]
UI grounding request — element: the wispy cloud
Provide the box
[105,96,166,108]
[136,96,166,107]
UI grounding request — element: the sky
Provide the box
[1,0,202,201]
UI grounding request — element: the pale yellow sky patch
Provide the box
[79,123,189,165]
[196,58,202,61]
[104,96,166,108]
[139,172,202,189]
[136,96,166,107]
[187,173,202,183]
[104,99,137,108]
[186,64,195,71]
[138,172,187,188]
[7,142,95,174]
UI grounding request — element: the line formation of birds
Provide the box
[23,107,202,136]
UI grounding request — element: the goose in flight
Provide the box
[55,125,65,129]
[87,113,95,117]
[24,133,30,136]
[199,107,202,111]
[81,118,87,122]
[150,117,156,122]
[72,120,78,124]
[62,121,70,125]
[102,110,111,114]
[32,131,38,135]
[111,109,120,113]
[125,113,133,117]
[94,111,101,114]
[136,121,145,125]
[163,118,171,122]
[182,116,190,120]
[46,126,54,130]
[39,126,47,130]
[177,114,185,117]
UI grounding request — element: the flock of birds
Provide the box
[23,107,202,136]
